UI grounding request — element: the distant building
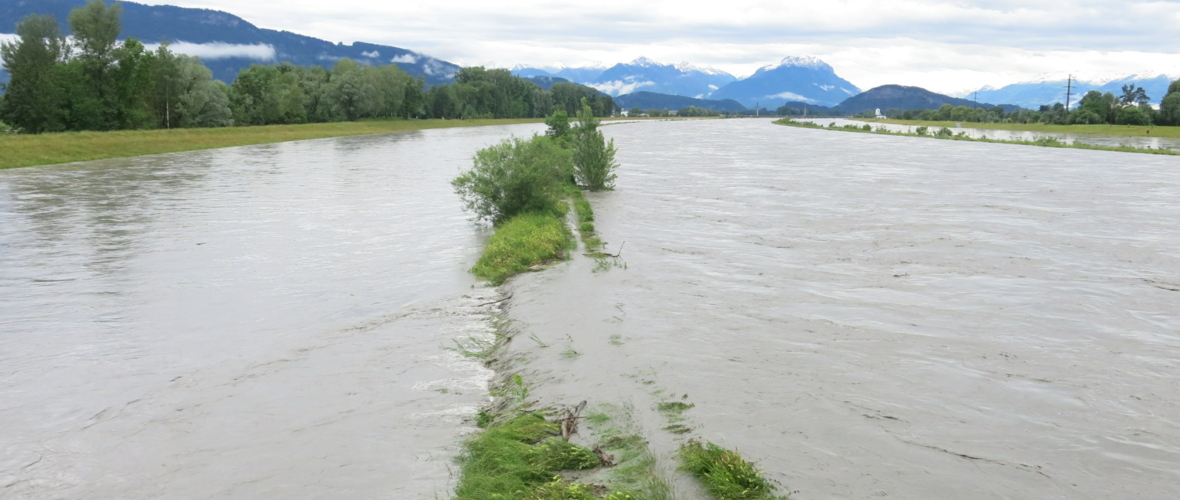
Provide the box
[875,108,885,119]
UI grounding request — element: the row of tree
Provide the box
[0,0,616,134]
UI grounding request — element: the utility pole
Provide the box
[1065,74,1073,111]
[972,91,979,108]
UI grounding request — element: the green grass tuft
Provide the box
[656,401,694,414]
[678,441,785,500]
[472,213,574,285]
[454,413,602,500]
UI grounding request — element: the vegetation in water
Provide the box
[679,441,786,500]
[453,412,603,500]
[470,213,573,285]
[585,406,672,500]
[452,135,573,225]
[571,100,619,191]
[775,118,1180,156]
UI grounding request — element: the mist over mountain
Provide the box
[1,0,459,84]
[515,58,735,98]
[965,74,1176,109]
[709,56,860,108]
[614,91,745,112]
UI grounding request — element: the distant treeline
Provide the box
[777,84,1180,126]
[0,0,615,134]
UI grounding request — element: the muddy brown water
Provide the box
[503,119,1180,499]
[0,125,545,498]
[3,119,1179,499]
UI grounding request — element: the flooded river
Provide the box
[0,125,543,498]
[3,119,1179,499]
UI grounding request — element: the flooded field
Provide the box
[2,118,1179,499]
[799,117,1180,150]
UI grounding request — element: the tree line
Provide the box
[857,83,1180,126]
[0,0,616,134]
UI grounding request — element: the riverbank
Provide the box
[777,118,1180,156]
[859,118,1180,138]
[0,118,549,170]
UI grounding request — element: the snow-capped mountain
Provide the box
[965,73,1179,109]
[709,56,860,108]
[513,57,736,98]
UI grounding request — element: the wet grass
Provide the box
[568,187,605,253]
[774,118,1180,156]
[0,118,545,169]
[585,406,672,500]
[454,412,604,500]
[679,441,786,500]
[656,401,695,415]
[861,118,1180,139]
[471,212,575,285]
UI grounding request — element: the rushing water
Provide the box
[798,117,1180,150]
[3,119,1179,499]
[502,118,1180,499]
[0,124,543,498]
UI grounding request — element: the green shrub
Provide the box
[679,441,784,500]
[452,136,573,225]
[471,213,573,285]
[579,221,595,233]
[573,100,618,191]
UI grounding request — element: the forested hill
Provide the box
[0,0,459,84]
[834,85,1015,113]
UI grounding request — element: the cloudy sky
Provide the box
[142,0,1180,93]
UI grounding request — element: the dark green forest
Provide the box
[0,0,615,134]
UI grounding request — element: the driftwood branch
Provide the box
[558,400,587,441]
[602,242,625,258]
[474,294,513,307]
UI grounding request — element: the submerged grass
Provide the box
[472,212,574,285]
[861,118,1180,138]
[454,412,604,500]
[586,406,672,500]
[774,118,1180,156]
[679,441,786,500]
[567,187,606,254]
[0,118,544,169]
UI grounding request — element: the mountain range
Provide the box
[513,56,860,109]
[964,74,1176,109]
[614,92,745,112]
[1,0,459,84]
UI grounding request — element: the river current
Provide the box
[2,119,1178,499]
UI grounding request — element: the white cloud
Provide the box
[132,0,1180,92]
[390,53,418,64]
[768,91,815,102]
[590,80,655,96]
[148,41,276,61]
[361,50,380,58]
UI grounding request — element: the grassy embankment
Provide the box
[860,118,1180,139]
[776,118,1180,156]
[0,118,545,170]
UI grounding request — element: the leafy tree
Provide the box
[1159,92,1180,126]
[572,99,618,190]
[544,110,571,142]
[629,107,642,117]
[0,14,69,133]
[451,136,573,224]
[1115,105,1152,125]
[1070,108,1103,124]
[68,0,124,129]
[1119,84,1149,105]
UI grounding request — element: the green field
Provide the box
[0,118,549,170]
[860,118,1180,138]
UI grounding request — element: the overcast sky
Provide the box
[141,0,1180,93]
